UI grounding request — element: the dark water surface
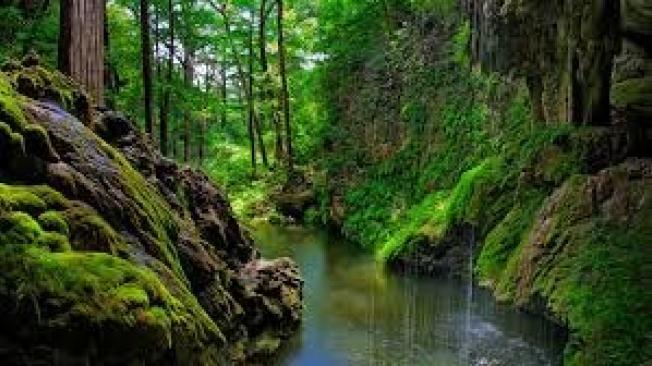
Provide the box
[252,223,566,366]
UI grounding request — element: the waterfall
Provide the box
[464,227,475,365]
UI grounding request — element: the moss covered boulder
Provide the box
[0,61,302,364]
[478,158,652,365]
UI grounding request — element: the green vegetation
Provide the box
[0,0,650,364]
[0,180,223,361]
[0,244,222,354]
[0,72,28,131]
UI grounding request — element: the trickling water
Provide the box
[463,228,475,365]
[253,223,566,366]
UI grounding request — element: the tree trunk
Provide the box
[259,0,268,72]
[140,0,154,136]
[268,0,284,166]
[220,58,227,126]
[256,0,270,168]
[199,116,205,165]
[154,5,161,147]
[277,0,293,171]
[59,0,105,105]
[160,0,174,157]
[183,48,194,163]
[103,11,118,109]
[255,112,269,167]
[247,5,257,174]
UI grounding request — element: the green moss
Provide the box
[476,190,545,287]
[28,185,71,210]
[10,66,76,110]
[36,231,71,252]
[38,210,69,236]
[444,157,503,225]
[0,120,11,148]
[0,211,43,245]
[23,123,57,160]
[0,183,47,215]
[98,139,185,280]
[0,245,223,357]
[377,157,504,260]
[0,72,27,131]
[9,130,24,155]
[111,284,150,307]
[477,169,652,365]
[64,205,127,255]
[544,221,651,365]
[611,77,652,111]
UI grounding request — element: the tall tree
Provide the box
[262,0,284,166]
[160,0,175,156]
[59,0,105,104]
[213,2,257,172]
[220,58,228,126]
[183,47,194,163]
[277,0,292,171]
[154,5,161,146]
[249,4,269,169]
[181,0,195,163]
[140,0,154,136]
[247,4,257,174]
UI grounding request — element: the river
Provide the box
[252,223,566,366]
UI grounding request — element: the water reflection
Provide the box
[251,223,565,366]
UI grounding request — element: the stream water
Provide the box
[252,223,566,366]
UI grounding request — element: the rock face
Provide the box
[466,0,652,154]
[507,158,652,364]
[388,224,475,279]
[0,61,302,364]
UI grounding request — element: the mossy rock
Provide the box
[23,123,58,161]
[476,190,545,287]
[0,184,47,215]
[484,160,652,365]
[38,210,69,236]
[36,231,71,252]
[8,130,25,157]
[64,204,126,255]
[4,64,91,125]
[0,211,43,246]
[0,120,12,155]
[0,72,27,132]
[0,184,69,215]
[0,245,224,364]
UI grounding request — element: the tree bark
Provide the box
[277,0,293,171]
[273,111,284,163]
[59,0,105,105]
[259,0,268,72]
[140,0,154,136]
[154,5,161,147]
[160,0,174,157]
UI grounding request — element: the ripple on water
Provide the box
[253,224,566,366]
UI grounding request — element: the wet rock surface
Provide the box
[388,224,475,279]
[0,63,302,364]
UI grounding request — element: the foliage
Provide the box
[0,2,60,67]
